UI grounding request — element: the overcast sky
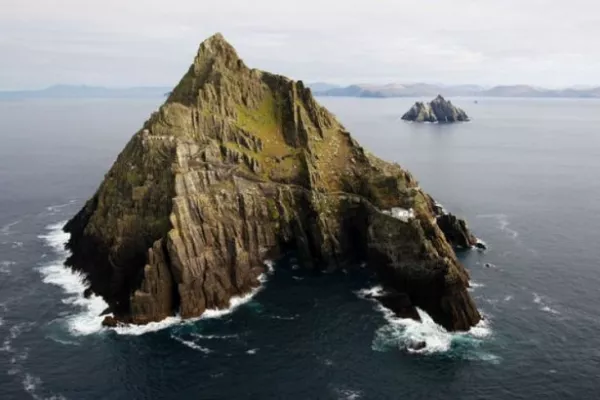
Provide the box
[2,0,599,90]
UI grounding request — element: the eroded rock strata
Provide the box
[65,34,481,331]
[402,95,469,123]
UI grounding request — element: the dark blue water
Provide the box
[1,97,599,399]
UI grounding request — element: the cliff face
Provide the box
[402,95,469,123]
[65,34,481,331]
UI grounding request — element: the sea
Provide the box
[0,96,599,399]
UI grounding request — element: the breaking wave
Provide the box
[38,221,269,337]
[357,285,496,361]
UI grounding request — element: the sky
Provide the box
[1,0,599,90]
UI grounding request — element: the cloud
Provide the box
[1,0,599,89]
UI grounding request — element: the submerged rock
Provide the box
[402,95,469,123]
[406,340,427,351]
[475,241,487,250]
[64,33,481,332]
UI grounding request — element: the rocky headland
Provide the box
[402,95,469,123]
[64,34,481,332]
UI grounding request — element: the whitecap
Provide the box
[46,200,77,213]
[264,259,275,273]
[354,285,385,299]
[190,333,239,340]
[1,220,20,235]
[22,373,67,400]
[171,335,212,353]
[267,314,299,321]
[1,322,36,352]
[246,348,259,355]
[533,292,561,315]
[334,388,363,400]
[292,276,304,281]
[504,295,513,302]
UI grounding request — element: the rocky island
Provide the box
[402,95,469,122]
[64,34,481,332]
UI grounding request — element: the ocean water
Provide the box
[1,97,599,399]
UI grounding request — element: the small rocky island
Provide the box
[64,34,482,332]
[402,95,469,123]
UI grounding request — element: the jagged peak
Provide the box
[193,33,241,66]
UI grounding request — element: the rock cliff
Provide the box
[402,95,469,122]
[64,34,481,331]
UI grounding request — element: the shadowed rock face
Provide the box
[64,33,481,331]
[402,95,469,123]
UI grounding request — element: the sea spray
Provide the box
[38,221,271,336]
[357,285,493,356]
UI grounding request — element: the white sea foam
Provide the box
[0,260,15,274]
[246,348,259,355]
[1,220,20,235]
[334,388,363,400]
[46,200,77,214]
[361,288,492,356]
[355,285,385,299]
[533,293,560,315]
[88,284,265,336]
[38,221,268,336]
[22,373,67,400]
[477,213,519,239]
[171,335,212,353]
[268,314,299,321]
[38,221,108,336]
[190,333,239,340]
[474,238,488,249]
[1,322,36,352]
[264,259,275,273]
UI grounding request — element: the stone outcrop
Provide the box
[64,33,481,331]
[402,95,469,123]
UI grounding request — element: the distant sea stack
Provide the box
[64,33,481,332]
[402,95,469,123]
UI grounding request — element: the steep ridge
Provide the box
[64,34,481,331]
